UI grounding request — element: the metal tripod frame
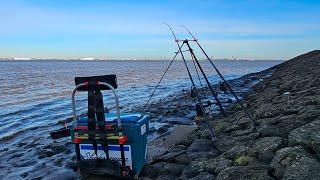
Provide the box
[163,22,257,129]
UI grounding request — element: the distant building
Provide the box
[13,57,31,60]
[81,57,96,60]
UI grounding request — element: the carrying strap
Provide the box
[94,90,109,159]
[87,89,98,157]
[120,144,126,168]
[86,82,126,170]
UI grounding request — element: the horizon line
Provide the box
[0,57,282,61]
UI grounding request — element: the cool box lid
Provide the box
[77,113,142,124]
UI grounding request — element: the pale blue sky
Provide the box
[0,0,319,60]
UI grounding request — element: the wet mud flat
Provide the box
[0,64,273,179]
[138,51,320,180]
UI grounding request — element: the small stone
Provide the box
[38,150,55,159]
[18,142,28,147]
[283,108,299,115]
[20,172,29,178]
[157,126,169,134]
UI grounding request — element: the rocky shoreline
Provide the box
[138,50,320,180]
[135,62,275,162]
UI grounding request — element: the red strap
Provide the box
[73,138,81,144]
[119,136,128,145]
[74,124,113,131]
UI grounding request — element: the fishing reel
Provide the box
[194,101,212,124]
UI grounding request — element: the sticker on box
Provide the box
[79,144,132,169]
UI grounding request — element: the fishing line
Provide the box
[144,43,184,109]
[190,47,206,97]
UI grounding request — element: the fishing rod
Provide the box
[161,23,226,116]
[162,22,216,142]
[180,25,257,128]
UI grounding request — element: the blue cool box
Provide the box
[74,113,149,175]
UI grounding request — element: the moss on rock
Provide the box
[234,155,253,166]
[215,121,232,134]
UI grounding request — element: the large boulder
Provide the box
[258,124,290,138]
[151,162,186,177]
[288,119,320,158]
[155,174,178,180]
[157,150,186,163]
[189,172,215,180]
[203,157,233,174]
[179,172,215,180]
[270,146,320,179]
[222,145,249,160]
[234,155,254,166]
[181,157,232,178]
[181,161,205,178]
[157,145,187,163]
[254,103,281,119]
[215,136,237,152]
[175,154,190,164]
[187,151,219,160]
[139,165,159,178]
[177,131,200,147]
[216,166,274,180]
[140,162,186,178]
[249,137,287,163]
[187,139,215,153]
[187,139,218,160]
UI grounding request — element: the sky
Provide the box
[0,0,319,60]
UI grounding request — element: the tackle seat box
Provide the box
[73,113,150,174]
